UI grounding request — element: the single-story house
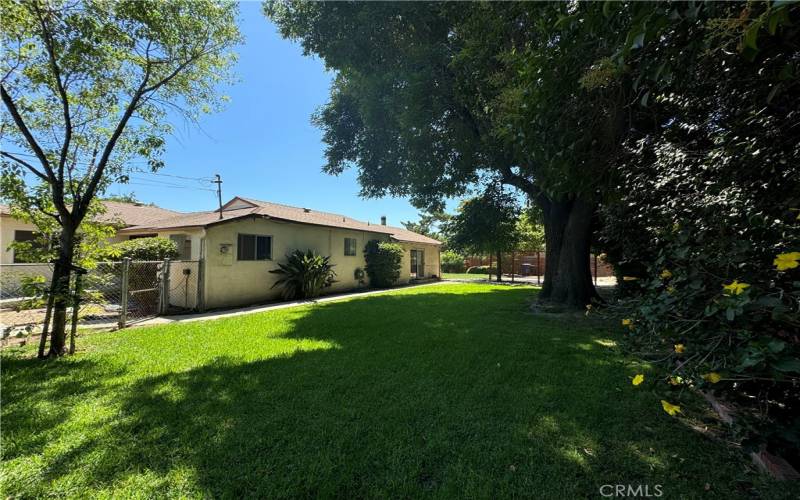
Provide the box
[1,197,441,309]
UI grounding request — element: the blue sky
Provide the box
[109,1,434,227]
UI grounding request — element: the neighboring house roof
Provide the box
[120,196,442,246]
[97,201,182,227]
[0,201,181,228]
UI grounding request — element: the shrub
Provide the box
[269,249,337,299]
[599,102,800,459]
[440,250,466,273]
[364,240,403,287]
[103,237,179,261]
[466,265,496,275]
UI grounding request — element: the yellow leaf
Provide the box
[773,252,800,271]
[661,400,681,416]
[674,343,685,354]
[722,280,750,295]
[622,318,634,330]
[668,375,683,386]
[632,374,644,386]
[623,276,639,281]
[660,269,673,279]
[702,372,722,384]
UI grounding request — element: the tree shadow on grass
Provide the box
[2,287,778,498]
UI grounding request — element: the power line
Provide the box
[2,150,217,186]
[125,181,216,193]
[129,168,215,183]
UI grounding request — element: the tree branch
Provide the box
[498,164,540,200]
[0,85,55,180]
[33,1,72,184]
[77,42,217,217]
[0,151,49,182]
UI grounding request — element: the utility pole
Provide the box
[213,174,223,220]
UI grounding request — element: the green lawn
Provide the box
[1,283,791,498]
[441,272,493,280]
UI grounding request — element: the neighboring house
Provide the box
[0,197,441,309]
[0,201,181,264]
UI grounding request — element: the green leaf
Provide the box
[767,339,786,353]
[773,357,800,373]
[742,21,761,51]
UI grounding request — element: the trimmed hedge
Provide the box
[364,240,404,287]
[440,250,466,273]
[103,237,179,261]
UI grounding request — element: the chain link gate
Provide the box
[1,258,203,341]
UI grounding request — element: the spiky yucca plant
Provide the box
[269,250,337,299]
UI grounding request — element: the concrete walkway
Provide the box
[136,281,448,327]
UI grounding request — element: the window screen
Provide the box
[237,234,271,261]
[344,237,357,256]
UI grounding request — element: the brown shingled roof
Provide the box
[120,196,441,246]
[1,201,181,228]
[97,201,182,227]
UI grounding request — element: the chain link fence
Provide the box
[1,259,203,339]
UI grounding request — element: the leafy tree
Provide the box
[3,189,115,266]
[0,0,241,357]
[102,192,140,204]
[401,211,450,242]
[266,1,635,306]
[516,208,545,252]
[446,187,520,282]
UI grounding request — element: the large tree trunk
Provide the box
[496,250,502,282]
[538,197,598,308]
[47,224,76,357]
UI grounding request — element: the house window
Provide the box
[344,237,357,256]
[13,230,45,263]
[169,234,192,260]
[237,234,272,261]
[128,233,158,240]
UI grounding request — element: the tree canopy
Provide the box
[1,0,241,356]
[446,186,520,281]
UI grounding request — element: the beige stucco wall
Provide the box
[201,217,440,309]
[116,228,205,261]
[398,242,441,283]
[0,215,38,265]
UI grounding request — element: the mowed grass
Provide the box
[441,272,492,280]
[1,283,792,498]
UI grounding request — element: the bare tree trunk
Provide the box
[496,250,502,282]
[37,262,59,358]
[48,224,75,357]
[538,197,598,307]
